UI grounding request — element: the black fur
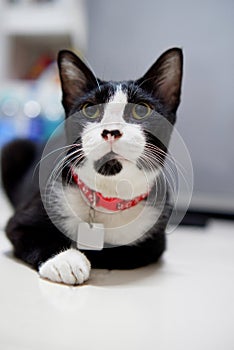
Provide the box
[1,139,40,208]
[1,48,183,273]
[94,152,123,176]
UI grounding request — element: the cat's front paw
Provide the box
[39,249,91,285]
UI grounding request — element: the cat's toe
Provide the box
[39,248,91,285]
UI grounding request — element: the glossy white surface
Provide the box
[0,193,234,350]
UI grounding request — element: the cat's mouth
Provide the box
[94,152,123,176]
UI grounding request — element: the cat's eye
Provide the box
[82,103,100,119]
[132,103,152,119]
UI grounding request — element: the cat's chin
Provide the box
[94,152,123,176]
[95,159,122,176]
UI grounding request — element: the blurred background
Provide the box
[0,0,233,221]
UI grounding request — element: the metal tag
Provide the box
[77,222,105,251]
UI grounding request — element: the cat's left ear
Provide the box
[138,48,183,113]
[58,50,98,115]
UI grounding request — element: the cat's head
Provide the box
[57,48,183,198]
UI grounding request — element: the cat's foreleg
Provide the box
[6,217,91,285]
[5,196,91,285]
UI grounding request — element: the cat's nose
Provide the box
[101,129,123,141]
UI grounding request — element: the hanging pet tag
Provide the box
[77,222,105,250]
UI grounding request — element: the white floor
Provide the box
[0,192,234,350]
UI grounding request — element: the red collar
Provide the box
[71,169,148,212]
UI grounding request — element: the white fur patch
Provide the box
[39,249,91,285]
[102,85,127,124]
[52,183,161,246]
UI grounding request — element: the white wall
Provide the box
[87,0,234,212]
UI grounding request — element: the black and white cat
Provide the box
[1,47,183,285]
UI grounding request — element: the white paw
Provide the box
[39,249,91,285]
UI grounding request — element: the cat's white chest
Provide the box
[59,186,159,247]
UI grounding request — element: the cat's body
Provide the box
[1,48,183,285]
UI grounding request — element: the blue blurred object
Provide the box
[0,63,64,147]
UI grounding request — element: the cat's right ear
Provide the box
[58,50,98,115]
